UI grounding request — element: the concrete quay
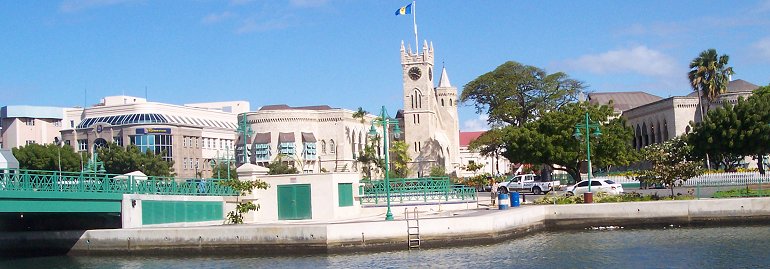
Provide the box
[4,197,770,256]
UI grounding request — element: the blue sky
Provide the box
[2,0,770,131]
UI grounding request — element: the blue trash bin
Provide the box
[497,193,510,210]
[510,192,520,207]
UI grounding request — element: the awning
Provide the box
[0,149,19,169]
[301,132,316,143]
[253,132,271,144]
[278,132,295,143]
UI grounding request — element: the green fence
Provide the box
[0,169,236,196]
[360,177,477,205]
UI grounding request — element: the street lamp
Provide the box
[368,106,401,221]
[236,113,253,165]
[573,111,602,203]
[54,137,62,179]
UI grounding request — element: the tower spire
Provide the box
[438,66,452,88]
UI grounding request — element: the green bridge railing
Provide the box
[0,169,237,196]
[360,177,477,205]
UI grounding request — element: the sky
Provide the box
[2,0,770,131]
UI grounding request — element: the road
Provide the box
[478,185,746,204]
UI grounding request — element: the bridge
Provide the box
[0,168,236,230]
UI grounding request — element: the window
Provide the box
[78,139,88,152]
[577,181,589,187]
[114,136,123,147]
[65,140,71,146]
[254,143,271,161]
[279,142,296,155]
[330,140,336,154]
[183,158,188,169]
[24,118,35,126]
[195,137,199,148]
[130,134,173,162]
[303,142,317,160]
[70,120,75,128]
[321,140,326,154]
[25,140,36,145]
[54,120,61,127]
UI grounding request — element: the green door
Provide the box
[277,184,312,220]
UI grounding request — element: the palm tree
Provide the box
[688,49,735,121]
[352,107,368,123]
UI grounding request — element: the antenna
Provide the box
[145,86,148,100]
[84,88,87,107]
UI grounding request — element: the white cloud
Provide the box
[290,0,329,8]
[753,37,770,60]
[59,0,136,13]
[562,46,677,77]
[236,15,294,34]
[202,11,235,25]
[462,115,489,132]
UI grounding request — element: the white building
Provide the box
[239,105,375,174]
[1,105,81,149]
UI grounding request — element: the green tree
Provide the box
[212,162,237,179]
[388,140,411,178]
[637,137,703,197]
[429,165,447,177]
[501,102,637,182]
[460,61,583,127]
[267,156,299,175]
[97,143,173,177]
[220,177,269,224]
[463,161,485,175]
[688,49,734,118]
[356,135,383,179]
[12,143,83,172]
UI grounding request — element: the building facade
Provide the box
[1,105,80,149]
[239,105,375,174]
[56,96,246,178]
[399,41,460,176]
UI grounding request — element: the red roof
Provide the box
[459,131,485,147]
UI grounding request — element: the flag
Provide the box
[395,3,412,16]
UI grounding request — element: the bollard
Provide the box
[584,192,593,203]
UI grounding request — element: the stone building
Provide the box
[398,41,460,176]
[239,105,375,174]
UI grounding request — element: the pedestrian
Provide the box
[489,176,496,206]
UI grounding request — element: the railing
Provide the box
[585,172,770,188]
[0,169,237,196]
[360,177,477,205]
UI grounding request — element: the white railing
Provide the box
[583,172,770,187]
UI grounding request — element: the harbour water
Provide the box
[3,224,770,268]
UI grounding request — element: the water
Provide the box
[3,225,770,268]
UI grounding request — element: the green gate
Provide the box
[277,184,312,220]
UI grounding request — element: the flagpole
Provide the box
[413,0,418,54]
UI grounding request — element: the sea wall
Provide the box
[3,197,770,256]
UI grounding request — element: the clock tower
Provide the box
[400,40,459,176]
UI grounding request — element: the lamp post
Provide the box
[54,137,62,179]
[236,113,253,165]
[368,106,401,221]
[573,111,601,203]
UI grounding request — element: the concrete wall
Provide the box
[121,194,226,228]
[243,172,362,222]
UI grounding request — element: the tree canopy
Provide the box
[688,49,734,112]
[637,137,703,197]
[97,143,173,177]
[12,143,84,172]
[460,61,583,127]
[501,102,637,181]
[688,90,770,173]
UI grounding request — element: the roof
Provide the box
[438,67,452,88]
[278,132,295,143]
[301,132,317,142]
[588,92,663,112]
[259,104,335,111]
[254,132,271,144]
[459,131,485,147]
[686,79,760,97]
[0,149,19,169]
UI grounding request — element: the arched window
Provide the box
[663,120,669,140]
[330,140,336,154]
[321,140,326,154]
[642,123,649,146]
[656,120,662,143]
[635,125,642,149]
[441,99,445,106]
[650,123,656,145]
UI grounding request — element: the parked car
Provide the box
[497,174,561,195]
[564,179,624,196]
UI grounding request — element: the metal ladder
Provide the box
[405,207,420,250]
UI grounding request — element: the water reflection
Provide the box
[4,225,770,269]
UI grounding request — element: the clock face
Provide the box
[408,67,422,80]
